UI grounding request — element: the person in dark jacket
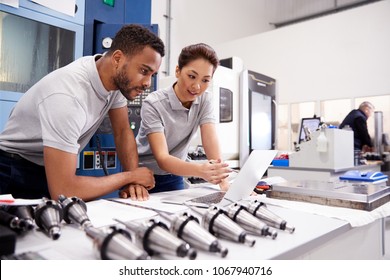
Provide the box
[339,101,375,152]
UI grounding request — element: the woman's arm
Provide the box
[148,129,230,186]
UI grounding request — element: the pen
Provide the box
[109,199,172,215]
[0,199,15,203]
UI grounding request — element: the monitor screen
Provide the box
[298,117,321,143]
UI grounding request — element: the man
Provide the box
[339,101,375,152]
[0,24,164,201]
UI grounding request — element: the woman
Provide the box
[121,43,231,200]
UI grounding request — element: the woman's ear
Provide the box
[175,66,180,78]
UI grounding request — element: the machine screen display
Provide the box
[0,11,75,93]
[250,90,272,150]
[298,118,321,143]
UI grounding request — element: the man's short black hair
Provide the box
[107,24,165,57]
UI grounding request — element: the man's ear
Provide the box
[112,50,123,68]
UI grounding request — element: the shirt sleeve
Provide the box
[38,93,86,154]
[140,101,165,135]
[111,91,127,109]
[199,91,217,125]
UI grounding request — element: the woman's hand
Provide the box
[219,179,230,191]
[199,159,232,185]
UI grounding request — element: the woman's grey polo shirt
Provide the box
[136,85,216,175]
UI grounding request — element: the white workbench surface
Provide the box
[12,185,389,260]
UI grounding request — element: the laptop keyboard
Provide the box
[187,177,207,184]
[189,191,226,204]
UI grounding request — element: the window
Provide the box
[0,11,75,93]
[320,99,351,127]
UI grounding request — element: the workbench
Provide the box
[268,162,382,182]
[8,188,390,260]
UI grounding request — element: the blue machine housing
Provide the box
[83,0,152,56]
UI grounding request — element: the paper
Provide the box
[0,0,19,8]
[86,199,159,228]
[261,176,287,185]
[30,0,75,17]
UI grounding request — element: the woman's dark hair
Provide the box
[107,24,165,57]
[178,43,219,74]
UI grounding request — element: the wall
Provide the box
[151,0,274,77]
[214,0,390,104]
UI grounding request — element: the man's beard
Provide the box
[113,66,140,100]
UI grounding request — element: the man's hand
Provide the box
[119,184,150,201]
[362,145,373,153]
[129,167,155,189]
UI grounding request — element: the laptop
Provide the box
[160,150,278,208]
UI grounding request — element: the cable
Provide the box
[96,135,109,176]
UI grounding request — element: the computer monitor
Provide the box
[298,117,321,144]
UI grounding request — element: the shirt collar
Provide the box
[167,83,200,110]
[91,54,113,101]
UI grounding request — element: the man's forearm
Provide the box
[114,130,139,171]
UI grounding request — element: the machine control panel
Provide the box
[127,87,151,135]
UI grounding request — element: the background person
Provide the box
[339,101,375,153]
